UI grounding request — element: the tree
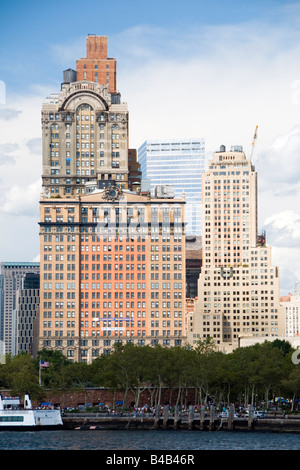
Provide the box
[144,345,171,408]
[228,346,260,406]
[127,345,151,408]
[167,347,195,407]
[93,343,140,409]
[252,342,290,405]
[191,345,223,406]
[91,352,121,406]
[2,353,44,400]
[194,337,217,355]
[37,349,72,407]
[64,362,93,407]
[271,339,292,356]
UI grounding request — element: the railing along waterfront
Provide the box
[61,405,300,432]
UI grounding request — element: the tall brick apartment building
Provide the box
[42,35,129,198]
[38,36,186,362]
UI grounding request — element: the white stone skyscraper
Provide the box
[188,145,284,352]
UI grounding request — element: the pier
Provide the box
[61,405,300,433]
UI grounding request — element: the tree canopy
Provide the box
[0,340,299,409]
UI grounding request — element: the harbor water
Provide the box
[0,429,299,450]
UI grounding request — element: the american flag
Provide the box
[40,360,49,368]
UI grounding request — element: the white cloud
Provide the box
[32,253,40,263]
[0,92,43,205]
[116,23,300,295]
[113,18,300,153]
[0,142,18,165]
[271,246,300,295]
[263,211,300,293]
[257,126,300,191]
[0,108,22,120]
[50,36,85,69]
[112,21,300,295]
[1,9,300,292]
[26,138,42,155]
[0,212,39,261]
[0,179,41,217]
[264,210,300,248]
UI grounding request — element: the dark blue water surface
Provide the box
[0,430,299,450]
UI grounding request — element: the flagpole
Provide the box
[39,361,41,386]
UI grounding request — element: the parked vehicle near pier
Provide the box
[218,410,240,419]
[246,410,266,419]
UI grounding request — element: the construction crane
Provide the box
[250,125,258,162]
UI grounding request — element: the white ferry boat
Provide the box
[0,394,63,430]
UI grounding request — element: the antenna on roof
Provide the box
[250,125,258,162]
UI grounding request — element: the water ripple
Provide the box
[0,430,300,450]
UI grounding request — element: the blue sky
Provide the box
[0,0,294,93]
[0,0,300,294]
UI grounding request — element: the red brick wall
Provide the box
[76,36,117,93]
[40,388,196,409]
[86,36,107,59]
[1,388,196,409]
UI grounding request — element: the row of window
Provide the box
[48,111,122,121]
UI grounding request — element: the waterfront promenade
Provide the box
[61,406,300,433]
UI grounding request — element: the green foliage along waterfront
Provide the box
[0,339,300,410]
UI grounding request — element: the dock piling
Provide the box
[248,405,254,429]
[174,405,180,429]
[163,406,169,428]
[188,405,194,430]
[200,405,205,430]
[209,404,215,431]
[228,404,234,430]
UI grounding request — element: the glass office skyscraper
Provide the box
[138,139,205,235]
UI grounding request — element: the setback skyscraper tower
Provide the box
[188,145,284,352]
